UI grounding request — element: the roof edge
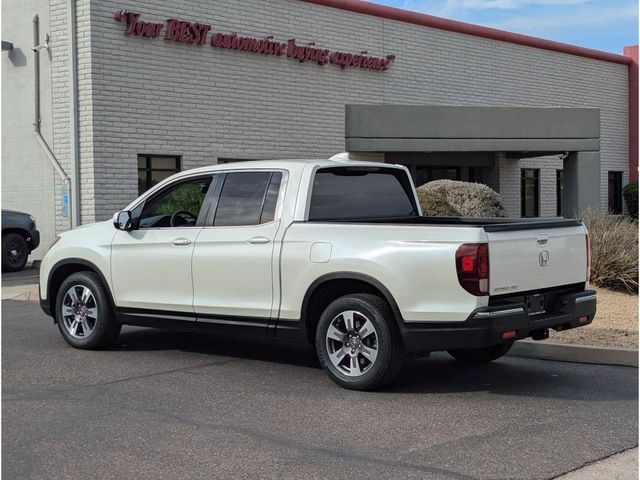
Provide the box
[299,0,632,66]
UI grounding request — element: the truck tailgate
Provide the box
[486,223,587,295]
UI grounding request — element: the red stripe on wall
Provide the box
[299,0,632,65]
[624,46,638,182]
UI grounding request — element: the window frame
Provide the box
[132,174,217,230]
[521,168,540,218]
[203,169,289,228]
[137,155,181,195]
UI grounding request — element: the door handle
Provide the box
[171,238,192,246]
[247,236,270,245]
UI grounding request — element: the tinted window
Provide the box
[139,176,212,228]
[309,167,417,221]
[214,172,282,226]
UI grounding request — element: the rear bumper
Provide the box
[399,290,597,353]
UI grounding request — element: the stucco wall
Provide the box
[1,0,56,260]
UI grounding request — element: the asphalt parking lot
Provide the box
[2,278,638,479]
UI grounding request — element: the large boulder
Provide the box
[416,179,508,218]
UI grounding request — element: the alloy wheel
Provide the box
[325,310,379,377]
[61,285,98,339]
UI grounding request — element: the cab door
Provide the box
[111,175,215,315]
[192,171,284,322]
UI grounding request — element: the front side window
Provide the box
[309,167,417,221]
[138,155,181,195]
[213,172,282,226]
[138,176,213,228]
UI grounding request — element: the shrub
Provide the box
[623,182,638,219]
[581,208,638,293]
[416,180,508,217]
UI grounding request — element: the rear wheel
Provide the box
[315,294,404,391]
[2,233,28,272]
[448,341,514,364]
[55,272,121,349]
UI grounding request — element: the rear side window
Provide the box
[213,172,282,226]
[309,167,418,221]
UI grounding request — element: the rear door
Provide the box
[192,170,285,321]
[485,222,588,295]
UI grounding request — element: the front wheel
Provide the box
[55,272,121,349]
[315,294,405,391]
[448,341,514,364]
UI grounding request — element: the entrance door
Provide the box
[111,175,214,314]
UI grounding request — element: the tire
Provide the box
[315,294,405,391]
[448,341,514,364]
[55,271,121,349]
[2,233,29,272]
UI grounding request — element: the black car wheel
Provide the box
[2,233,28,272]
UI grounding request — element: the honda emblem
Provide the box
[539,250,549,266]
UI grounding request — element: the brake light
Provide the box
[455,243,489,296]
[586,233,591,283]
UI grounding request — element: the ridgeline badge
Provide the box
[115,10,396,72]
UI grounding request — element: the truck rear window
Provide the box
[308,167,418,221]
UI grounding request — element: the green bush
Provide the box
[623,182,638,219]
[582,208,638,293]
[416,180,508,218]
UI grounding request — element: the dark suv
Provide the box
[2,210,40,272]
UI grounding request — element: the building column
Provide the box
[562,151,601,217]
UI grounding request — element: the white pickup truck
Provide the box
[39,158,596,390]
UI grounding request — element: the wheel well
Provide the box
[302,277,401,345]
[3,228,30,246]
[48,263,95,316]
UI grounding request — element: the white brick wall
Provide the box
[3,0,631,233]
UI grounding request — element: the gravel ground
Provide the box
[545,287,638,349]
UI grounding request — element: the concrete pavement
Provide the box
[2,296,637,479]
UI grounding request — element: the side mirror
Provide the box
[113,210,133,231]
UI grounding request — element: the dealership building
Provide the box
[2,0,638,259]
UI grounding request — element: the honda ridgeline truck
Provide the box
[39,158,596,390]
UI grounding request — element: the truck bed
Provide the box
[307,215,583,232]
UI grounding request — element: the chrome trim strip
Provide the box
[474,307,525,319]
[575,294,597,304]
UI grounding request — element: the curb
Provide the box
[508,340,638,368]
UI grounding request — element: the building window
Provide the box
[521,169,539,217]
[556,170,564,216]
[414,166,461,187]
[138,155,181,195]
[608,171,623,214]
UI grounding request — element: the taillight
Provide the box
[586,233,591,283]
[455,243,489,296]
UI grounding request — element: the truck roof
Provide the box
[180,158,404,177]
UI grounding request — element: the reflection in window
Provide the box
[214,172,282,226]
[139,177,212,228]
